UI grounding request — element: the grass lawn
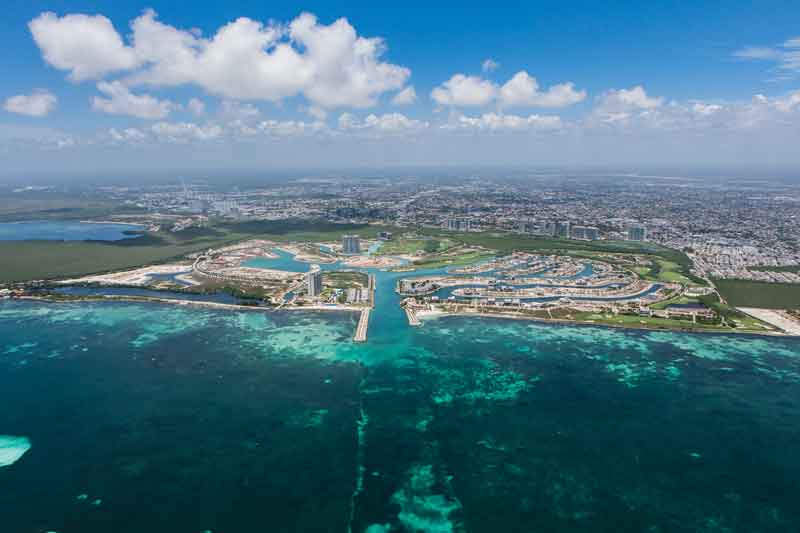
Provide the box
[324,271,369,289]
[378,236,456,255]
[714,279,800,310]
[649,259,695,284]
[649,294,700,310]
[411,250,495,269]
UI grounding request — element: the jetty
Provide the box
[354,308,370,342]
[368,274,376,305]
[405,306,421,326]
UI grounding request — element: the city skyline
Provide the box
[2,1,800,173]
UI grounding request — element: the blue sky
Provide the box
[2,0,800,174]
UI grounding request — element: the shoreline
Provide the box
[78,220,147,227]
[274,246,338,264]
[6,295,796,338]
[13,295,364,315]
[414,308,796,338]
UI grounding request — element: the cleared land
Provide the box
[714,279,800,310]
[738,308,800,335]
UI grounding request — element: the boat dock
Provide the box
[354,308,370,342]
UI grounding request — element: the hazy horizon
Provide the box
[5,164,800,187]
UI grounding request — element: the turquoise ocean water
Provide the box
[2,249,800,532]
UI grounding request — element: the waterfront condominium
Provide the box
[342,235,361,254]
[306,266,323,297]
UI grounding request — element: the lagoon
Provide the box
[0,220,144,241]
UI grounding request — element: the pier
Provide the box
[354,308,370,342]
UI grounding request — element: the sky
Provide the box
[2,0,800,176]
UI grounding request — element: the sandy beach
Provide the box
[341,255,403,268]
[58,263,194,286]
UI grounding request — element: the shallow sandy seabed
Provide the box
[392,464,462,533]
[0,435,31,468]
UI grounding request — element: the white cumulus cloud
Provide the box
[585,89,800,132]
[304,106,328,120]
[391,86,417,105]
[449,112,563,131]
[91,81,177,119]
[591,86,664,124]
[4,89,57,117]
[29,10,410,110]
[499,71,586,108]
[151,121,223,142]
[108,127,147,143]
[433,71,585,109]
[339,112,428,135]
[257,119,327,137]
[734,37,800,73]
[600,86,663,110]
[187,98,206,116]
[288,13,409,108]
[29,12,139,81]
[431,74,497,107]
[218,100,261,121]
[127,11,308,102]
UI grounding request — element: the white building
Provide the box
[306,265,323,297]
[446,218,472,232]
